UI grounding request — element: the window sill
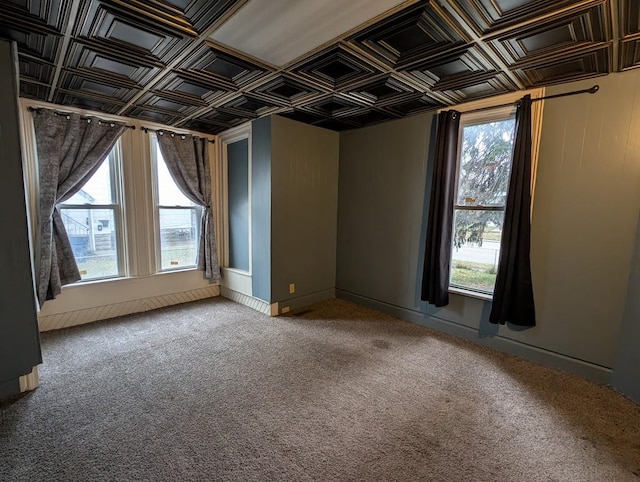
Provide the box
[449,286,493,302]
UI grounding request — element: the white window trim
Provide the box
[217,122,252,276]
[440,88,546,301]
[18,97,219,290]
[438,87,546,211]
[149,133,203,273]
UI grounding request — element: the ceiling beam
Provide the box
[47,0,82,102]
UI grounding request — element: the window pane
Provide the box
[65,155,114,205]
[159,207,200,270]
[61,207,120,280]
[155,143,195,207]
[456,119,515,207]
[450,209,504,294]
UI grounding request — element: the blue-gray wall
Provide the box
[337,69,640,385]
[270,116,339,309]
[251,116,271,302]
[227,138,250,272]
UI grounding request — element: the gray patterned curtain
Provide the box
[156,133,220,281]
[32,109,126,305]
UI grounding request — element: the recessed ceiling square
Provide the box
[209,0,407,66]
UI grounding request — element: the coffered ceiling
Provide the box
[0,0,633,134]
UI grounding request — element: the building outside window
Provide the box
[59,143,125,281]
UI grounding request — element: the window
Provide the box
[152,136,202,271]
[60,143,124,281]
[449,110,516,295]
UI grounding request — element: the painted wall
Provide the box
[270,116,339,309]
[251,116,272,302]
[227,138,250,271]
[0,40,41,397]
[337,69,640,383]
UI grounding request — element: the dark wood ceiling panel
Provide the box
[58,69,140,103]
[179,119,230,135]
[290,45,383,90]
[247,74,326,106]
[440,72,517,103]
[514,46,611,86]
[0,24,61,63]
[488,3,612,68]
[332,108,401,129]
[279,109,330,125]
[383,93,443,117]
[136,90,206,117]
[198,109,252,127]
[66,41,161,86]
[74,0,193,66]
[0,0,72,34]
[347,0,468,69]
[123,105,185,124]
[114,0,241,35]
[217,93,285,118]
[619,0,640,35]
[300,94,369,118]
[343,75,420,107]
[54,90,126,114]
[19,58,55,85]
[312,117,361,131]
[20,81,50,101]
[177,43,271,90]
[454,0,598,35]
[8,0,624,132]
[154,72,229,104]
[401,44,498,91]
[620,38,640,70]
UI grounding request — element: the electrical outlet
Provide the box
[282,306,290,314]
[289,283,295,294]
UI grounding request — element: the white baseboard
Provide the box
[38,285,221,331]
[221,286,278,316]
[19,367,39,392]
[336,289,612,385]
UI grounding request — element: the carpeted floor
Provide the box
[1,297,639,481]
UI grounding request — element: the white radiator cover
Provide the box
[38,285,220,331]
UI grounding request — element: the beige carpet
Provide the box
[1,297,639,481]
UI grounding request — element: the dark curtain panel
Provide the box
[32,109,126,305]
[421,110,460,307]
[490,95,536,326]
[156,133,220,282]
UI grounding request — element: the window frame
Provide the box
[437,89,545,302]
[149,134,203,273]
[448,106,517,298]
[58,141,127,282]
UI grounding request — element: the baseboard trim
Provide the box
[19,367,39,392]
[220,286,278,316]
[276,289,336,315]
[336,290,612,385]
[39,285,221,331]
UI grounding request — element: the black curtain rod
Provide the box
[27,106,135,130]
[141,126,215,143]
[450,84,600,115]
